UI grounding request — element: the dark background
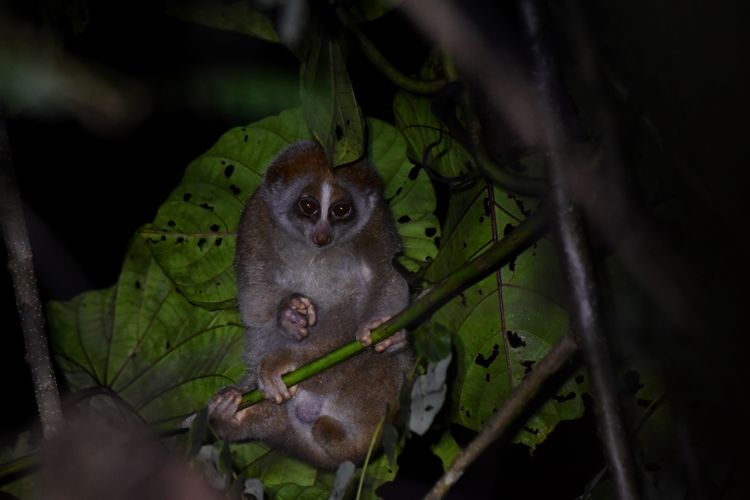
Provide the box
[2,0,749,498]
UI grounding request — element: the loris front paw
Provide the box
[258,356,299,404]
[278,294,317,339]
[356,316,409,353]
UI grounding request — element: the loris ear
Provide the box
[264,141,330,189]
[334,159,383,199]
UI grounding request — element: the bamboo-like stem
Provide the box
[0,119,63,439]
[425,333,578,499]
[336,7,447,95]
[238,207,548,409]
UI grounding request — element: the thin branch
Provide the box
[0,118,64,438]
[518,1,639,498]
[236,207,548,409]
[336,7,447,95]
[425,333,578,500]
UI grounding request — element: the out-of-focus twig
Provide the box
[0,8,148,135]
[400,1,640,497]
[0,118,63,439]
[425,333,578,500]
[400,0,542,148]
[518,1,639,498]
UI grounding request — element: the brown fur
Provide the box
[208,141,411,469]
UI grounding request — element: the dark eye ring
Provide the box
[331,203,352,219]
[298,197,319,217]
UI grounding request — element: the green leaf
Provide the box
[430,183,582,449]
[301,35,365,166]
[395,88,582,449]
[161,0,279,43]
[367,118,440,272]
[393,90,474,179]
[431,431,461,471]
[140,109,311,309]
[49,236,245,424]
[230,441,397,500]
[0,433,34,498]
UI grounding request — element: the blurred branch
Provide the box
[400,0,639,497]
[518,0,639,498]
[336,7,447,95]
[425,333,578,500]
[0,118,63,439]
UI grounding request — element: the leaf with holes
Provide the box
[367,118,440,272]
[424,182,583,449]
[48,236,245,425]
[140,109,311,309]
[393,90,474,180]
[393,89,582,449]
[141,109,437,307]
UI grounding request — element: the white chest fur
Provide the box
[273,251,373,309]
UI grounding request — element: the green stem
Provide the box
[336,8,447,95]
[238,207,548,409]
[475,148,548,197]
[355,416,384,500]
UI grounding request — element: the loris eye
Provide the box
[298,198,319,218]
[331,203,352,219]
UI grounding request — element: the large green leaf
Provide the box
[140,109,310,309]
[140,109,438,307]
[49,236,245,424]
[394,91,584,450]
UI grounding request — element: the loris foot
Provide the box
[278,294,317,339]
[258,356,299,404]
[356,316,409,353]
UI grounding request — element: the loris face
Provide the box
[261,141,382,248]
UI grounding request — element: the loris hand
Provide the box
[258,355,299,404]
[278,294,317,339]
[356,316,409,353]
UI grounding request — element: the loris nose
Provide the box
[312,231,331,247]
